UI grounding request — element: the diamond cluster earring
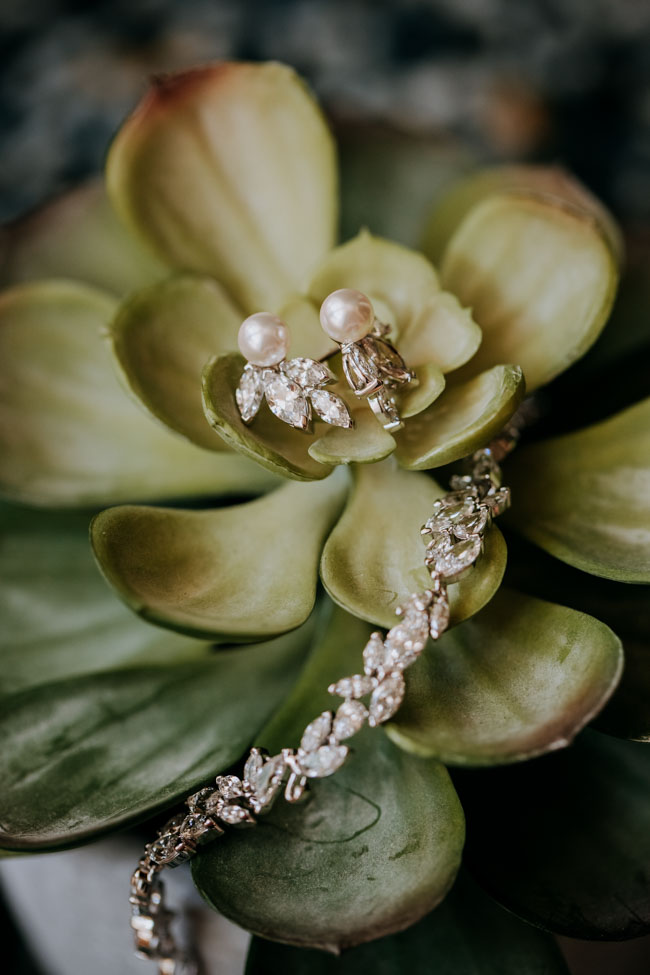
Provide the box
[319,288,416,432]
[235,311,353,432]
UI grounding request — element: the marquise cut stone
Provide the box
[265,375,311,429]
[369,675,405,726]
[328,674,375,699]
[332,700,368,740]
[216,775,243,799]
[425,531,482,582]
[363,632,386,676]
[282,357,333,388]
[235,365,265,423]
[300,711,332,753]
[425,492,488,540]
[299,744,349,778]
[310,389,353,428]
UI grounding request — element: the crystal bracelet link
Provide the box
[130,430,519,975]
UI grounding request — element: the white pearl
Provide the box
[319,289,375,344]
[238,312,289,367]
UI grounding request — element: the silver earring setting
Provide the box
[235,312,353,432]
[319,289,416,432]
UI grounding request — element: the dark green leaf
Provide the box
[245,872,569,974]
[0,624,311,849]
[456,730,650,939]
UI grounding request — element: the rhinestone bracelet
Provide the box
[129,425,520,975]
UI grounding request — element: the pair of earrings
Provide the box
[235,289,416,433]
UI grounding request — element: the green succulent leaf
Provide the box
[437,184,619,392]
[395,365,525,471]
[400,362,446,418]
[192,602,464,951]
[111,274,241,449]
[505,535,650,743]
[507,398,650,582]
[202,352,334,481]
[457,730,650,939]
[245,872,569,975]
[387,589,623,765]
[308,407,396,466]
[320,461,507,629]
[0,180,166,296]
[91,474,348,640]
[421,165,623,267]
[0,624,312,850]
[0,281,275,506]
[0,502,207,695]
[106,62,337,313]
[308,231,481,372]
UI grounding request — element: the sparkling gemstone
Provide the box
[282,357,333,388]
[243,748,263,785]
[309,389,353,428]
[328,674,375,699]
[218,803,254,826]
[369,387,401,430]
[369,675,405,726]
[332,699,368,740]
[299,744,349,778]
[216,774,243,799]
[471,448,502,487]
[425,531,482,582]
[383,617,429,670]
[235,365,265,423]
[363,632,386,676]
[265,375,311,429]
[245,752,285,809]
[429,595,450,638]
[300,711,332,753]
[484,486,511,516]
[425,492,488,539]
[179,813,212,842]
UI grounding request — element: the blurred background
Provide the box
[1,1,650,972]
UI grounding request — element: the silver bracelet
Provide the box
[129,427,519,975]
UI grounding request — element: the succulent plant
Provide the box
[0,61,649,973]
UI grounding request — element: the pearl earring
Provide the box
[235,312,353,431]
[319,289,416,432]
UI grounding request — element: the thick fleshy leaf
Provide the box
[245,872,569,975]
[111,274,240,449]
[506,533,650,742]
[307,231,481,372]
[507,398,650,582]
[395,364,525,471]
[0,180,166,296]
[0,624,311,850]
[0,502,207,696]
[202,352,334,481]
[421,165,623,267]
[192,602,464,951]
[0,281,275,506]
[107,62,337,313]
[400,362,446,418]
[438,186,619,392]
[91,474,347,640]
[308,407,396,466]
[320,461,507,629]
[456,730,650,939]
[387,589,623,765]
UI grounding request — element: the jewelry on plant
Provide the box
[235,312,353,432]
[129,420,522,975]
[319,289,416,432]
